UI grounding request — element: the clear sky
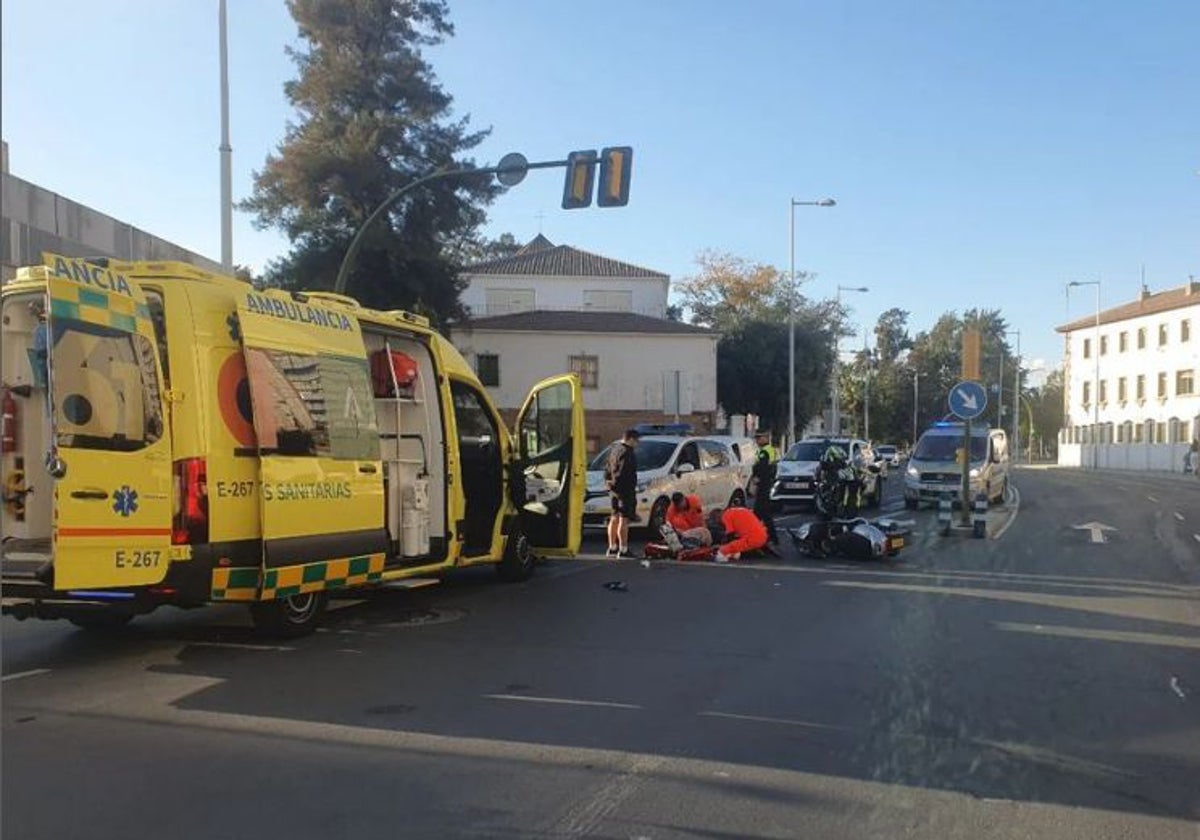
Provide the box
[3,0,1197,372]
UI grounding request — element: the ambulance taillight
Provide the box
[172,457,209,545]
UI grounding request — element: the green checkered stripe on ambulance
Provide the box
[260,554,386,600]
[49,285,151,333]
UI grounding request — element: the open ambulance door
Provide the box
[510,374,585,557]
[44,258,173,589]
[235,289,388,596]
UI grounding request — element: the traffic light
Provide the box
[561,150,597,209]
[597,146,632,207]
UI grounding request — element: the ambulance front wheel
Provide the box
[497,530,535,582]
[250,591,328,638]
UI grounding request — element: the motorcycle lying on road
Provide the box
[787,517,909,562]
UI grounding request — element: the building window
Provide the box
[1100,335,1108,356]
[484,288,535,316]
[1183,319,1192,343]
[1117,377,1127,403]
[583,289,633,312]
[1137,327,1147,349]
[1082,381,1091,405]
[1082,338,1091,359]
[1136,375,1145,402]
[1156,422,1166,443]
[1158,372,1168,398]
[1133,423,1144,443]
[1177,369,1195,396]
[1098,379,1107,404]
[1158,323,1168,347]
[569,354,599,389]
[476,353,500,387]
[1118,331,1128,352]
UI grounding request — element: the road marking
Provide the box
[991,485,1021,540]
[549,753,663,837]
[1175,512,1186,522]
[187,641,295,652]
[1148,494,1160,503]
[483,694,642,710]
[995,621,1200,650]
[1,668,51,683]
[1072,521,1117,544]
[698,711,846,731]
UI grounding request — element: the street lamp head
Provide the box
[817,198,836,207]
[838,285,869,293]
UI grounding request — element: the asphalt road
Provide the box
[3,467,1199,839]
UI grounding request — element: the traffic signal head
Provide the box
[562,150,597,209]
[597,146,633,207]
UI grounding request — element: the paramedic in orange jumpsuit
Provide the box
[665,492,711,546]
[716,505,768,562]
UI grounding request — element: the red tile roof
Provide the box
[461,236,669,280]
[1056,282,1200,333]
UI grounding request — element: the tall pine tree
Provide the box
[242,0,497,323]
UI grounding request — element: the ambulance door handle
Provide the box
[358,464,378,474]
[70,489,109,500]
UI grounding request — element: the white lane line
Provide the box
[1148,494,1160,503]
[991,485,1021,540]
[187,641,295,652]
[2,668,51,683]
[1170,676,1186,700]
[483,694,642,710]
[1174,512,1185,522]
[698,711,847,731]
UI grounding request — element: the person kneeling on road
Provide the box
[665,492,712,548]
[715,504,773,563]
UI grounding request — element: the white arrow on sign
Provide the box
[957,389,978,410]
[1073,521,1117,544]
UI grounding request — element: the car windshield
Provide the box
[876,446,896,455]
[589,440,677,472]
[913,434,988,461]
[783,442,827,461]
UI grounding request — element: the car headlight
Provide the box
[906,465,919,478]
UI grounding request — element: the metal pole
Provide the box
[1093,282,1101,470]
[998,351,1004,428]
[788,201,796,447]
[863,328,870,440]
[219,0,233,272]
[912,371,918,447]
[1012,331,1020,462]
[832,286,841,435]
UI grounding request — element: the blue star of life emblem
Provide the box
[113,485,139,517]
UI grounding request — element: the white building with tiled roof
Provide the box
[452,237,718,449]
[1056,278,1200,469]
[459,234,670,318]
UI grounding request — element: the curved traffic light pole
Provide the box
[333,155,568,296]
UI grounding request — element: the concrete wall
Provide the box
[460,273,669,318]
[2,171,221,282]
[1058,442,1191,472]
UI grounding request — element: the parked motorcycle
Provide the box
[814,445,863,519]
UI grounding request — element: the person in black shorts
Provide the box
[604,428,640,558]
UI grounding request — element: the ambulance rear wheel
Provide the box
[250,591,327,638]
[497,530,535,582]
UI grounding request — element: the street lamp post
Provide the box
[787,197,836,447]
[832,285,868,436]
[912,370,921,448]
[1067,280,1101,469]
[1005,329,1021,463]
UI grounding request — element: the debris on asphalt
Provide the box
[603,581,628,592]
[640,560,651,569]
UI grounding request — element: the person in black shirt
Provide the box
[751,448,779,548]
[604,428,640,558]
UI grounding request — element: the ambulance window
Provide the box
[50,319,164,452]
[244,347,378,460]
[143,290,170,387]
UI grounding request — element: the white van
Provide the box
[904,423,1009,508]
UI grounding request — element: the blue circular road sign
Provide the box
[948,381,988,421]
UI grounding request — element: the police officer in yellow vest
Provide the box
[755,430,778,464]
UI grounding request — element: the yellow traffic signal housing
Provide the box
[597,146,632,207]
[562,150,597,209]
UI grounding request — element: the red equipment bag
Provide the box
[370,350,419,398]
[642,543,715,562]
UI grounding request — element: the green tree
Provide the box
[241,0,497,324]
[449,231,522,268]
[1026,368,1064,459]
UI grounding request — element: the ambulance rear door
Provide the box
[234,289,388,589]
[44,257,173,589]
[510,374,585,557]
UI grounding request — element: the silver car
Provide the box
[771,437,884,510]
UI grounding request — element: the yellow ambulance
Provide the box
[0,254,584,635]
